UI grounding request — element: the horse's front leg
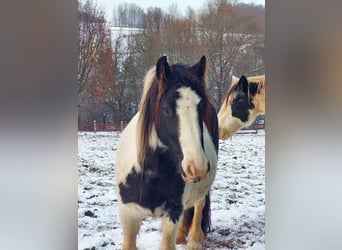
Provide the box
[119,204,142,250]
[176,212,189,244]
[160,216,180,250]
[187,197,206,250]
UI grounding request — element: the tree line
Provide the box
[78,0,265,125]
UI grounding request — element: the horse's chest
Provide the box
[119,168,184,203]
[118,157,186,222]
[182,167,216,208]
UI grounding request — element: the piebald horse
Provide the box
[116,56,219,250]
[218,75,265,140]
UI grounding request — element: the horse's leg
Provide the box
[160,217,179,250]
[176,213,189,244]
[187,197,206,250]
[119,205,141,250]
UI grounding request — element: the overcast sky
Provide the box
[91,0,265,22]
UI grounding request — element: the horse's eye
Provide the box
[163,108,172,116]
[234,96,245,104]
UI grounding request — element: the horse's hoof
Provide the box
[187,239,205,250]
[176,235,186,244]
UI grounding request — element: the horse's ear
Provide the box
[191,55,206,80]
[232,75,239,83]
[234,75,249,96]
[156,55,171,81]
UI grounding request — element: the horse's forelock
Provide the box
[223,83,237,106]
[137,67,165,167]
[139,67,156,108]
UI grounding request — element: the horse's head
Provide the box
[218,74,265,140]
[153,56,210,183]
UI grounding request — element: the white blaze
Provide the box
[217,103,245,140]
[176,87,208,177]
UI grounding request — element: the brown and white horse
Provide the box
[115,56,219,250]
[218,74,265,140]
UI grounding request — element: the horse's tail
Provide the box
[182,192,211,236]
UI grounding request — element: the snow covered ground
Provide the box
[78,131,265,250]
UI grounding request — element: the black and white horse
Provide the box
[116,56,219,250]
[218,75,265,140]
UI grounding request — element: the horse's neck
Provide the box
[203,104,219,151]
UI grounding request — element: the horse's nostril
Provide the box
[184,161,208,178]
[186,161,196,177]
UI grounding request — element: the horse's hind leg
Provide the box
[187,197,206,250]
[119,205,141,250]
[160,217,179,250]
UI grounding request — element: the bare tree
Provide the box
[107,27,147,123]
[78,0,264,125]
[198,0,264,106]
[78,0,116,124]
[137,5,202,65]
[78,1,105,95]
[113,3,144,28]
[233,3,265,76]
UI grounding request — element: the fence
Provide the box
[236,118,265,134]
[78,121,125,132]
[78,118,265,133]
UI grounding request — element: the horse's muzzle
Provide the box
[182,175,202,183]
[219,127,231,140]
[181,163,210,184]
